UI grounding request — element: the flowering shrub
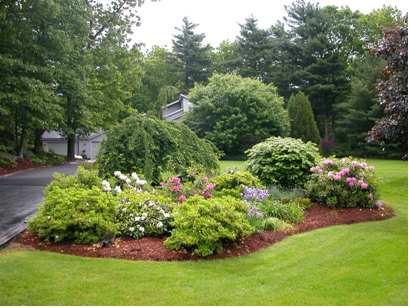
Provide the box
[305,157,383,208]
[209,171,264,198]
[158,174,216,203]
[101,171,149,195]
[164,195,254,257]
[27,186,118,244]
[115,190,173,239]
[245,137,319,188]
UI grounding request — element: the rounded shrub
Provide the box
[210,171,264,198]
[164,195,254,257]
[27,186,118,244]
[245,137,320,188]
[305,157,383,208]
[95,114,221,184]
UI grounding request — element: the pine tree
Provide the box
[172,17,212,93]
[287,92,321,144]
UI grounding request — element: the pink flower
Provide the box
[204,177,209,182]
[349,182,355,187]
[204,192,213,199]
[168,177,181,183]
[358,180,364,185]
[178,195,186,202]
[205,183,216,191]
[342,190,348,194]
[318,169,324,174]
[376,201,383,208]
[367,193,374,200]
[310,167,315,172]
[369,166,375,171]
[361,183,368,189]
[343,168,350,174]
[172,185,181,192]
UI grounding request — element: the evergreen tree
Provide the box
[287,92,320,144]
[234,15,274,83]
[172,17,212,93]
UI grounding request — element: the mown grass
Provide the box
[0,159,407,305]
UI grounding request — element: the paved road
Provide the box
[0,161,81,246]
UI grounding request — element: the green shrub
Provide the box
[210,171,264,198]
[245,137,320,188]
[30,155,46,165]
[305,157,383,208]
[95,114,220,184]
[263,217,294,232]
[258,199,305,223]
[164,195,254,257]
[115,190,174,239]
[44,166,102,195]
[27,186,118,244]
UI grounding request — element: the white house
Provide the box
[42,131,105,160]
[42,95,192,159]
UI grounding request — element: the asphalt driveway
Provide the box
[0,161,81,246]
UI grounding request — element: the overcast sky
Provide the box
[130,0,408,52]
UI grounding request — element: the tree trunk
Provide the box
[34,129,44,154]
[17,127,26,159]
[67,137,76,160]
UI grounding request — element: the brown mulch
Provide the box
[0,157,48,176]
[16,205,395,262]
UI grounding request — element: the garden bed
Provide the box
[16,204,395,261]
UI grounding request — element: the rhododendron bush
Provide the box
[305,157,383,208]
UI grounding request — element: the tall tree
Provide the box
[270,0,351,141]
[172,17,212,93]
[287,92,320,144]
[234,15,274,83]
[184,73,290,157]
[366,14,408,158]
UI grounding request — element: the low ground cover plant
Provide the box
[305,157,383,208]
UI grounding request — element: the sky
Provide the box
[130,0,408,52]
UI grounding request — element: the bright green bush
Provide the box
[210,171,264,198]
[245,137,320,188]
[115,190,174,239]
[95,114,221,184]
[27,186,118,244]
[164,195,254,257]
[305,157,383,208]
[44,166,102,195]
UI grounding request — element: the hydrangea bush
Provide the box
[305,157,383,208]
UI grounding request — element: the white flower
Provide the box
[101,180,110,186]
[122,207,127,212]
[135,216,141,221]
[131,172,139,180]
[137,180,147,185]
[157,222,163,228]
[142,213,147,216]
[129,227,134,232]
[86,203,89,206]
[55,235,59,239]
[115,186,122,194]
[104,186,111,192]
[119,174,127,181]
[139,227,145,232]
[114,171,121,177]
[163,213,170,218]
[129,213,134,217]
[125,178,131,184]
[141,216,145,221]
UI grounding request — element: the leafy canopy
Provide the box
[184,73,290,157]
[95,114,221,184]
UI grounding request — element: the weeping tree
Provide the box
[95,114,221,184]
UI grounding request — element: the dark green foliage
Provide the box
[172,17,212,93]
[95,114,220,184]
[185,73,290,156]
[287,92,321,144]
[245,137,320,188]
[164,195,254,257]
[27,186,118,244]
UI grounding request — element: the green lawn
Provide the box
[1,159,407,305]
